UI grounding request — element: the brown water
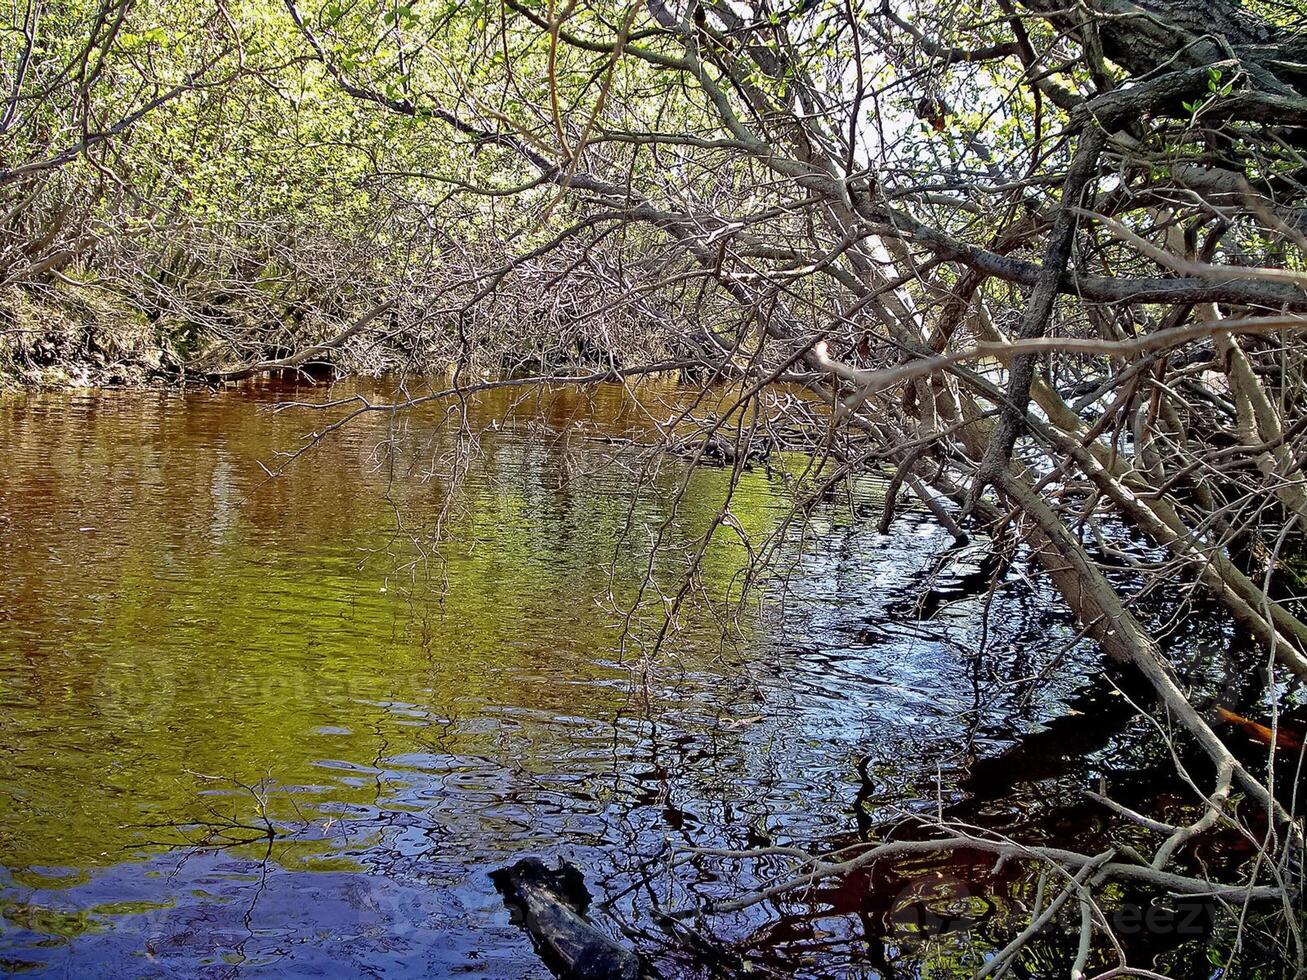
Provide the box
[0,376,1193,977]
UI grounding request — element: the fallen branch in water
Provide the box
[669,790,1299,976]
[179,300,397,383]
[491,857,641,980]
[673,831,1286,917]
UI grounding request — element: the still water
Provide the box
[0,377,1101,977]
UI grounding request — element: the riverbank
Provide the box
[0,285,170,390]
[1,284,401,391]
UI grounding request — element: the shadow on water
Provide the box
[0,376,1298,977]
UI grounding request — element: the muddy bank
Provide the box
[0,285,401,391]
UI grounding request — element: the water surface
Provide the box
[0,377,1094,977]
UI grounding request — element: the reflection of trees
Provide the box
[0,381,789,873]
[3,375,1301,974]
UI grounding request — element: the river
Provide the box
[0,377,1219,977]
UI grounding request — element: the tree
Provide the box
[278,0,1307,969]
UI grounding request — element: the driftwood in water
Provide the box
[490,857,641,980]
[1215,706,1305,751]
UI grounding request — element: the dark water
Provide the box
[0,377,1145,977]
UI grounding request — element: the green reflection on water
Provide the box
[0,378,806,874]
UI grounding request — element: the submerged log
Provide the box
[490,857,641,980]
[1215,707,1305,751]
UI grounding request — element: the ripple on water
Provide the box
[0,378,1100,977]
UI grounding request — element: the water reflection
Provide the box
[0,377,1098,977]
